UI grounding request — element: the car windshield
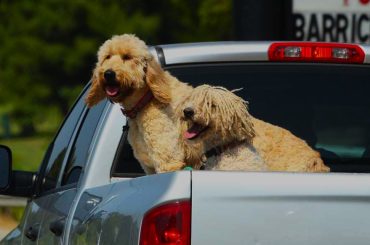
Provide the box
[167,63,370,173]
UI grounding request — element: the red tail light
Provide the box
[268,42,365,64]
[140,200,191,245]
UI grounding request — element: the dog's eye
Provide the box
[105,55,111,60]
[122,54,132,60]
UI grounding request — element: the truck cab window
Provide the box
[40,90,86,193]
[62,100,107,186]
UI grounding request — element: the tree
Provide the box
[0,0,232,136]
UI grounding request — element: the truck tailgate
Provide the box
[191,171,370,245]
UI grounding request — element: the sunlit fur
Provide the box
[179,85,330,172]
[85,34,193,174]
[252,118,330,172]
[85,34,171,107]
[179,85,266,171]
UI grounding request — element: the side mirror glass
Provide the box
[0,145,11,190]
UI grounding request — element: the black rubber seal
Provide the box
[154,46,166,67]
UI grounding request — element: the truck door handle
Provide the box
[49,217,66,237]
[25,223,40,241]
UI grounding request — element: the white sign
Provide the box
[293,0,370,43]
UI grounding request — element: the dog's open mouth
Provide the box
[105,85,120,97]
[184,122,208,140]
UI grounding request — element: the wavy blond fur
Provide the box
[85,34,193,174]
[179,84,330,172]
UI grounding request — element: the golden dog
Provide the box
[85,34,192,174]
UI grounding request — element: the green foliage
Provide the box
[0,135,51,171]
[198,0,233,40]
[0,0,159,135]
[0,0,233,136]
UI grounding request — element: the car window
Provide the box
[111,125,145,177]
[61,100,107,186]
[167,63,370,173]
[40,93,86,193]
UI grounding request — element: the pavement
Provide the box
[0,214,17,241]
[0,229,9,240]
[0,196,26,240]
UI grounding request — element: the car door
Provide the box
[19,87,87,244]
[19,86,107,244]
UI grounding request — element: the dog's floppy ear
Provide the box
[85,72,106,108]
[213,88,255,143]
[146,59,171,104]
[230,101,255,143]
[233,112,255,143]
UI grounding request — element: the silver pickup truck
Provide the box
[1,41,370,245]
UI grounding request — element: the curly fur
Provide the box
[85,34,192,174]
[179,85,330,172]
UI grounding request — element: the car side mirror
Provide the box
[0,145,11,190]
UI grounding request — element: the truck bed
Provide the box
[191,171,370,245]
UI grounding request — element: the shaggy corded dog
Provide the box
[179,85,330,172]
[179,85,267,171]
[85,34,192,174]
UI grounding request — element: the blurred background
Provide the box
[0,0,236,235]
[1,0,369,238]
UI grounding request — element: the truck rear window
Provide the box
[112,63,370,175]
[167,63,370,173]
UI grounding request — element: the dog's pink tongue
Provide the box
[184,131,198,139]
[105,86,120,97]
[184,124,202,139]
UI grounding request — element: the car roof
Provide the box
[149,41,370,66]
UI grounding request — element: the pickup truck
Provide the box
[1,41,370,245]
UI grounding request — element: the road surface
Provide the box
[0,214,17,241]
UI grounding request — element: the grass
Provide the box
[0,135,52,172]
[0,135,53,221]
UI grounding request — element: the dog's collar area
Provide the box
[203,140,247,160]
[203,147,221,160]
[121,90,154,119]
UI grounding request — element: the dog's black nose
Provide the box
[183,107,194,118]
[104,69,116,82]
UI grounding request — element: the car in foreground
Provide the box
[1,41,370,244]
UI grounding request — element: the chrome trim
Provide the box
[149,47,159,63]
[158,42,271,65]
[359,44,370,64]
